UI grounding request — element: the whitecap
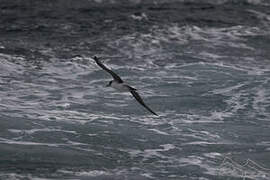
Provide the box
[58,169,110,177]
[8,128,78,135]
[147,128,170,135]
[0,137,62,147]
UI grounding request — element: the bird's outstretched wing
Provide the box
[130,90,158,116]
[93,56,123,83]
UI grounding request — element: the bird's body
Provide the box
[111,81,130,92]
[93,56,158,116]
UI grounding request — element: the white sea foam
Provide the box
[256,141,270,146]
[147,128,170,135]
[130,12,148,21]
[252,88,270,116]
[199,51,227,61]
[128,115,166,126]
[247,9,270,21]
[104,102,128,107]
[178,155,204,167]
[0,137,62,147]
[36,109,125,125]
[0,173,55,180]
[180,113,226,124]
[208,111,233,121]
[140,173,155,179]
[203,152,222,159]
[8,128,78,135]
[0,55,25,75]
[122,144,176,161]
[58,169,110,177]
[75,170,110,177]
[182,141,217,145]
[211,83,245,95]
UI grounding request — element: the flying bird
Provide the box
[93,56,158,116]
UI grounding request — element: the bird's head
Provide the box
[106,80,112,87]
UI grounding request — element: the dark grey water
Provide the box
[1,0,270,179]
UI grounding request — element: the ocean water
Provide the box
[0,0,270,179]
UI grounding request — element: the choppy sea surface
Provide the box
[1,0,270,179]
